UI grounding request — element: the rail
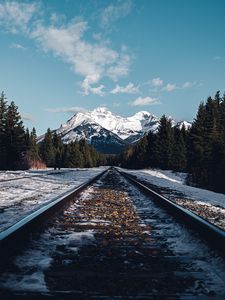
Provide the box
[0,168,109,260]
[117,168,225,255]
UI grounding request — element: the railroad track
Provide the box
[0,168,225,298]
[117,168,225,255]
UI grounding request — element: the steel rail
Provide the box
[0,168,109,260]
[116,168,225,255]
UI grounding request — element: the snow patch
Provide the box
[66,230,95,246]
[120,167,225,209]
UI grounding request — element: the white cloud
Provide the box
[89,85,105,96]
[107,53,130,81]
[21,112,33,120]
[151,77,163,87]
[46,106,86,114]
[163,81,197,91]
[130,96,160,106]
[0,1,38,33]
[100,0,132,28]
[164,83,177,92]
[10,43,26,50]
[148,77,196,92]
[81,74,105,96]
[110,82,139,94]
[182,81,193,88]
[0,3,132,95]
[31,20,131,94]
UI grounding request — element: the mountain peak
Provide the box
[132,111,152,119]
[54,106,191,154]
[92,106,109,114]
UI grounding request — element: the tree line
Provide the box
[39,128,107,168]
[120,91,225,193]
[0,92,106,170]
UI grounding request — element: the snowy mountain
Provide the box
[53,107,191,154]
[58,118,125,154]
[177,120,192,130]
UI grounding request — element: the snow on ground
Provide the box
[119,167,225,230]
[0,167,107,232]
[119,168,225,208]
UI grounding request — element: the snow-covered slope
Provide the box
[177,120,192,130]
[53,107,191,153]
[57,107,160,141]
[59,118,125,154]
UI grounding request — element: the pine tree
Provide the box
[5,101,26,169]
[134,134,149,168]
[0,92,7,169]
[146,131,158,168]
[52,132,64,169]
[120,145,135,168]
[204,92,221,187]
[40,128,55,167]
[172,126,187,171]
[65,142,84,168]
[79,139,93,167]
[156,115,174,169]
[187,102,207,185]
[27,128,41,164]
[25,128,30,149]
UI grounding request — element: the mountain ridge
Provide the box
[46,107,191,154]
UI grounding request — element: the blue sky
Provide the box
[0,0,225,134]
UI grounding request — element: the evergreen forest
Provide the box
[0,92,106,170]
[120,91,225,193]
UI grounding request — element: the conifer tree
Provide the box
[40,128,55,167]
[133,134,149,168]
[187,102,206,185]
[27,127,41,163]
[52,132,64,169]
[156,115,174,169]
[25,128,30,148]
[0,92,7,169]
[65,142,84,168]
[172,126,187,171]
[79,139,93,167]
[5,101,26,169]
[146,131,158,168]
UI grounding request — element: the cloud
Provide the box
[0,3,132,95]
[163,83,177,92]
[88,84,105,96]
[151,77,163,87]
[81,74,105,96]
[21,112,33,120]
[46,106,86,114]
[31,20,131,94]
[107,52,131,81]
[149,77,196,92]
[163,81,196,91]
[130,96,160,106]
[10,43,26,50]
[0,1,38,34]
[214,55,224,62]
[182,81,193,88]
[100,0,132,28]
[110,82,139,94]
